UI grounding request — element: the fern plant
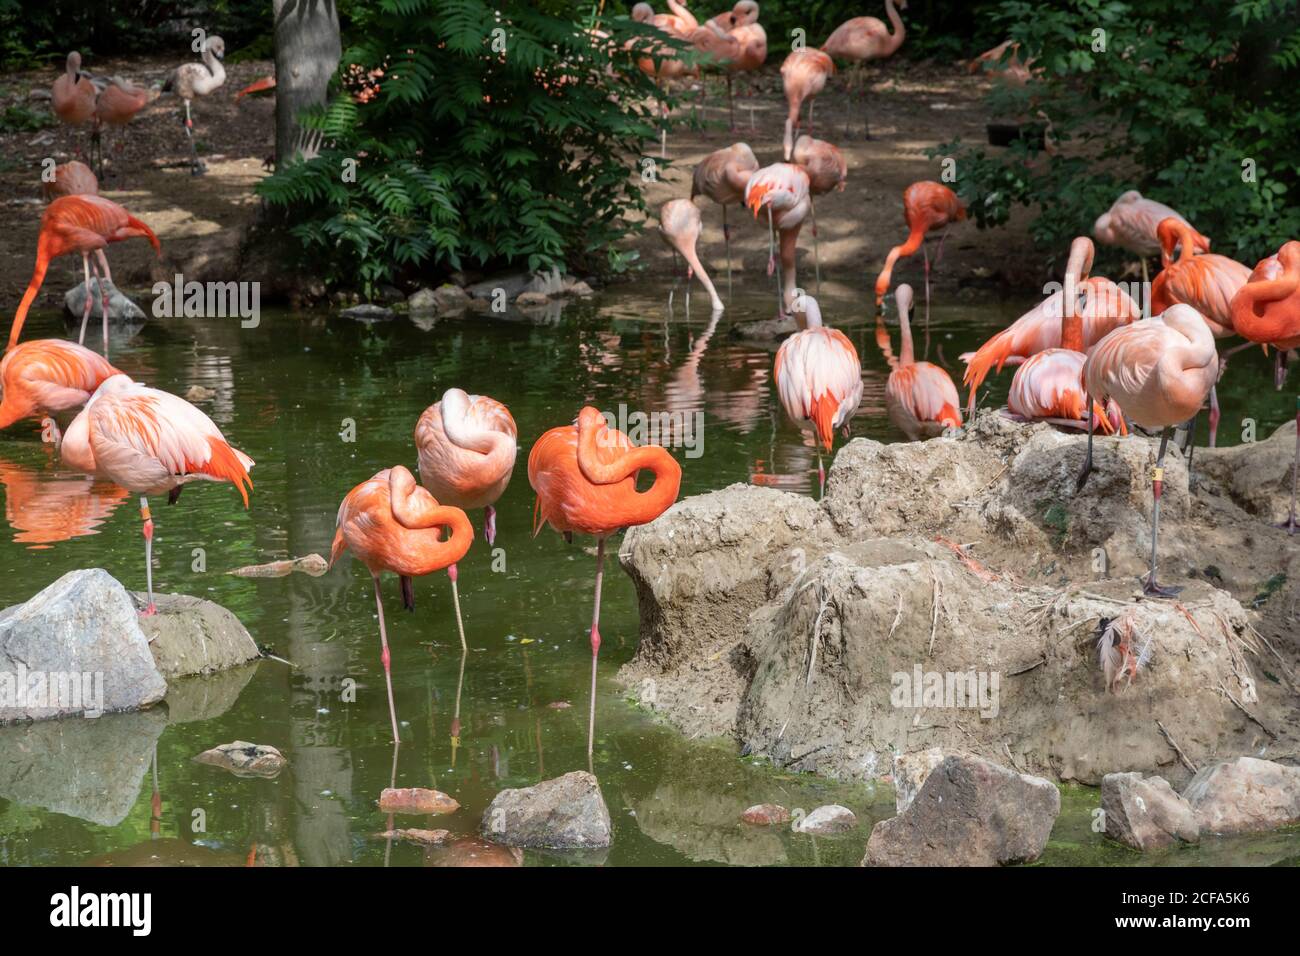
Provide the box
[258,0,682,294]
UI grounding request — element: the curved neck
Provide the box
[388,467,474,550]
[1061,239,1093,352]
[9,235,51,350]
[666,0,698,31]
[897,297,914,365]
[884,0,905,51]
[576,411,682,523]
[1241,249,1300,305]
[442,391,512,460]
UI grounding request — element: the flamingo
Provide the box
[10,194,160,359]
[774,294,863,493]
[529,407,682,756]
[745,162,812,318]
[161,34,226,175]
[873,181,966,334]
[236,75,277,100]
[41,160,98,202]
[1228,240,1300,531]
[1151,217,1252,447]
[780,48,835,160]
[1093,191,1208,287]
[691,141,759,280]
[52,52,97,161]
[883,284,961,440]
[658,199,724,313]
[92,77,159,178]
[330,466,473,742]
[0,339,119,442]
[0,455,128,548]
[704,1,766,129]
[963,236,1140,410]
[791,134,846,293]
[969,40,1034,87]
[60,374,254,615]
[821,0,907,139]
[1078,305,1217,596]
[630,7,696,158]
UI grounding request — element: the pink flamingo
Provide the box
[93,77,159,177]
[658,199,724,312]
[883,285,961,440]
[41,161,98,202]
[703,1,766,129]
[161,35,226,175]
[60,374,254,614]
[791,134,846,292]
[630,5,697,157]
[691,141,759,278]
[821,0,907,139]
[780,48,835,160]
[873,181,966,331]
[1093,190,1208,286]
[52,52,97,160]
[0,339,118,441]
[774,295,863,493]
[745,162,812,317]
[331,466,473,742]
[1078,304,1217,596]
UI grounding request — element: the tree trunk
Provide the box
[273,0,342,165]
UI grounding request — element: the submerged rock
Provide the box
[1182,757,1300,836]
[796,805,857,835]
[741,803,791,826]
[481,771,612,849]
[428,837,524,867]
[376,828,450,846]
[1101,771,1199,850]
[379,787,460,815]
[63,278,146,323]
[194,740,286,778]
[134,591,261,679]
[340,303,395,321]
[228,554,329,578]
[863,754,1059,866]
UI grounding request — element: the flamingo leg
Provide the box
[140,496,157,616]
[1076,391,1096,492]
[1183,409,1200,487]
[184,99,203,175]
[1275,349,1289,391]
[1278,398,1300,534]
[78,253,94,345]
[923,241,932,343]
[371,573,401,743]
[723,204,731,287]
[484,505,497,547]
[587,537,606,758]
[1143,429,1181,598]
[811,195,821,296]
[817,449,825,498]
[95,248,113,358]
[1207,383,1219,449]
[448,563,467,653]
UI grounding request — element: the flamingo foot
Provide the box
[767,254,775,277]
[1141,575,1182,599]
[140,603,158,617]
[1074,460,1093,493]
[1274,515,1299,535]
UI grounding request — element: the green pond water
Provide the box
[1,279,1297,867]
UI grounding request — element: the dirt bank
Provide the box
[617,413,1300,787]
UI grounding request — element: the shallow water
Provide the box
[1,279,1297,867]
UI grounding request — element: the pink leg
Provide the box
[448,562,467,652]
[587,537,606,758]
[78,254,94,345]
[95,249,113,359]
[817,450,825,498]
[1208,384,1220,449]
[140,497,157,616]
[372,573,401,743]
[484,505,497,546]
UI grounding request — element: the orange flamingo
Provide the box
[874,181,966,326]
[1079,304,1217,595]
[963,236,1139,410]
[1093,190,1208,286]
[704,1,766,129]
[10,194,160,358]
[529,407,682,756]
[883,285,961,440]
[236,75,277,100]
[0,339,118,441]
[745,162,812,317]
[41,160,98,202]
[791,134,846,292]
[60,374,254,615]
[692,141,758,278]
[93,77,159,177]
[821,0,907,139]
[659,199,724,312]
[331,466,473,742]
[1229,240,1300,531]
[774,294,863,493]
[52,52,97,159]
[780,48,834,160]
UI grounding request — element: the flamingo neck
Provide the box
[884,0,905,51]
[575,413,683,525]
[1061,240,1092,352]
[897,301,915,366]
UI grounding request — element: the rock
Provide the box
[863,754,1060,866]
[568,280,595,297]
[63,278,146,323]
[133,591,261,679]
[729,314,797,340]
[1101,771,1199,850]
[0,569,166,722]
[1182,757,1300,836]
[184,385,216,402]
[741,803,791,826]
[465,272,532,301]
[796,805,857,834]
[376,828,450,846]
[893,748,945,813]
[515,290,550,308]
[432,283,471,312]
[340,303,395,321]
[407,287,438,312]
[228,554,329,578]
[194,741,286,778]
[546,701,572,710]
[379,787,460,815]
[481,770,611,848]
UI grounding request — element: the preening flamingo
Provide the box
[745,162,812,317]
[529,407,682,756]
[873,181,966,332]
[883,284,961,440]
[1079,305,1217,596]
[161,34,226,175]
[1093,191,1208,286]
[41,161,98,202]
[779,48,834,160]
[60,374,255,614]
[331,466,472,742]
[1228,240,1300,531]
[774,294,863,493]
[10,194,160,358]
[821,0,907,139]
[791,134,846,293]
[969,40,1034,87]
[93,77,159,177]
[963,236,1139,410]
[691,141,759,278]
[704,1,766,129]
[658,199,724,312]
[0,339,119,441]
[52,52,97,160]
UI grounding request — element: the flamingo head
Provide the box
[206,35,226,60]
[631,3,654,23]
[66,51,82,76]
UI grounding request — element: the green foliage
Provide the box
[929,0,1300,265]
[258,0,675,293]
[0,104,53,132]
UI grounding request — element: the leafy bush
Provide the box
[929,0,1300,266]
[257,0,678,292]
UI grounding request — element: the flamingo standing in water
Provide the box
[161,35,226,175]
[60,374,255,615]
[10,194,160,358]
[658,199,724,313]
[1093,190,1208,287]
[52,52,97,160]
[331,466,473,742]
[0,339,118,441]
[93,77,159,177]
[791,134,846,293]
[1229,240,1300,531]
[780,47,835,160]
[529,407,682,756]
[874,181,966,335]
[774,294,863,493]
[631,4,696,158]
[745,162,811,318]
[41,161,98,202]
[963,236,1139,410]
[1078,305,1217,596]
[691,141,758,280]
[704,1,766,129]
[883,285,961,440]
[821,0,908,139]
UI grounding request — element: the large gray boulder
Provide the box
[134,591,260,679]
[481,771,612,849]
[863,754,1060,866]
[1101,772,1199,850]
[1182,757,1300,836]
[64,278,146,323]
[0,569,165,722]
